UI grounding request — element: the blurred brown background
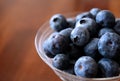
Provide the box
[0,0,120,81]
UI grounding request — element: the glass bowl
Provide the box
[35,13,120,81]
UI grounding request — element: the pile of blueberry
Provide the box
[43,8,120,78]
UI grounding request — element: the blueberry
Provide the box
[84,38,102,62]
[71,27,90,46]
[59,28,73,37]
[114,19,120,35]
[48,32,59,39]
[67,18,76,28]
[59,28,73,43]
[98,32,120,58]
[74,56,98,78]
[67,43,84,60]
[76,12,94,22]
[75,18,98,37]
[63,64,75,75]
[96,10,115,28]
[52,54,70,70]
[43,32,58,58]
[49,14,68,32]
[90,8,101,18]
[43,33,70,55]
[113,54,120,66]
[98,28,115,37]
[43,39,55,58]
[98,58,119,78]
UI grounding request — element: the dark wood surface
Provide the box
[0,0,120,81]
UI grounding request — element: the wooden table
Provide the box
[0,0,120,81]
